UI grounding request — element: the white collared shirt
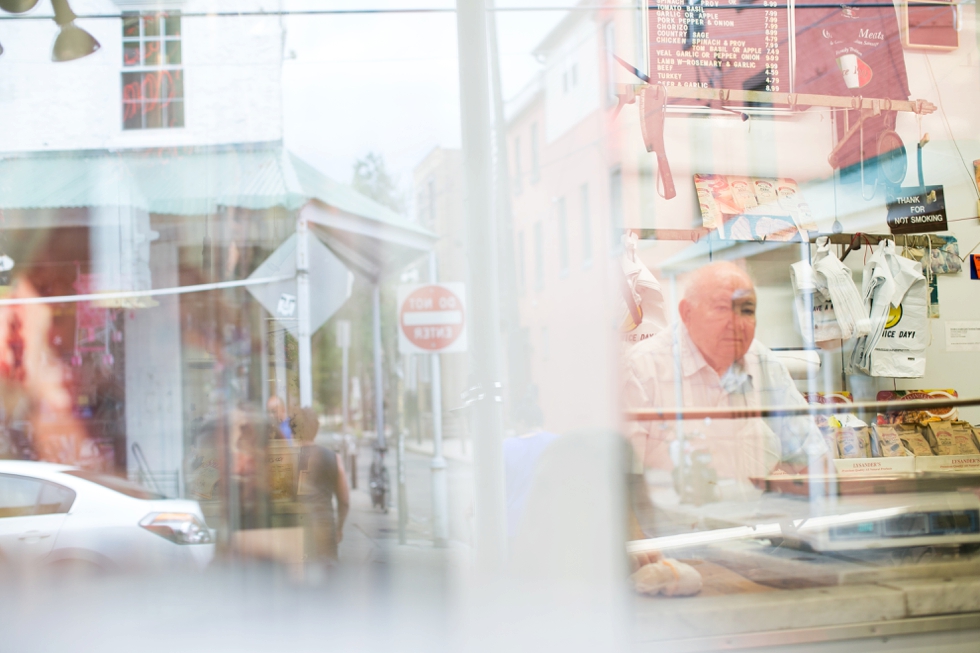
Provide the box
[624,321,824,479]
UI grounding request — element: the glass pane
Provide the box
[165,14,181,37]
[142,39,162,67]
[142,14,160,37]
[36,482,75,514]
[166,70,183,100]
[121,72,142,101]
[122,13,139,38]
[122,72,143,130]
[144,101,163,129]
[0,475,41,518]
[166,41,182,66]
[122,103,142,130]
[123,40,140,67]
[167,100,184,128]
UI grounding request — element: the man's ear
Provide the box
[678,298,691,326]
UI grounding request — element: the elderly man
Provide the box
[625,262,823,492]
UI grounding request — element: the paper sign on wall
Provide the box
[946,321,980,352]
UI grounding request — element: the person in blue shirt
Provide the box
[266,395,292,440]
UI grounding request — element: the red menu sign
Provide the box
[649,0,790,104]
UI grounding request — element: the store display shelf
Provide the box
[630,228,953,249]
[916,454,980,474]
[626,395,980,421]
[830,454,980,477]
[826,456,980,477]
[834,456,917,476]
[624,83,937,115]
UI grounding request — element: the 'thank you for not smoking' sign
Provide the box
[886,185,947,234]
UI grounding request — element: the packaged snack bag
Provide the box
[951,426,979,455]
[833,414,871,459]
[968,424,980,451]
[897,423,934,456]
[871,424,910,457]
[928,421,980,455]
[926,421,955,455]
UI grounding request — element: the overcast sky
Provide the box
[280,1,570,209]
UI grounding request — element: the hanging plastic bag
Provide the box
[620,232,667,352]
[790,236,870,350]
[851,240,928,377]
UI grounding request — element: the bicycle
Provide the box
[368,439,389,513]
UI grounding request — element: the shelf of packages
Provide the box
[621,83,938,116]
[630,229,954,249]
[625,395,980,422]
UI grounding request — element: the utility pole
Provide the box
[486,0,523,427]
[429,253,449,548]
[296,217,313,408]
[455,0,507,570]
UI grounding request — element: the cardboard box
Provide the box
[834,457,916,476]
[915,455,980,474]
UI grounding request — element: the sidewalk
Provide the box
[402,437,473,463]
[338,442,471,572]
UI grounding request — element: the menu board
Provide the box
[650,0,790,103]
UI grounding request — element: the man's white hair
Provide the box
[682,261,754,305]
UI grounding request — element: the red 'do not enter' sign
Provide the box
[398,284,466,352]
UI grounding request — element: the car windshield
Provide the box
[61,471,165,500]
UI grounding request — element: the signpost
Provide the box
[398,278,466,547]
[247,230,353,408]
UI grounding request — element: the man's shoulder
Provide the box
[747,339,773,358]
[746,340,800,389]
[746,339,786,371]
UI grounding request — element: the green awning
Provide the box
[0,143,435,242]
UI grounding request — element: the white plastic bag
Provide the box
[620,232,667,351]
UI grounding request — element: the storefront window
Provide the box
[2,1,980,650]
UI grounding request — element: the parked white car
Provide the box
[0,460,214,573]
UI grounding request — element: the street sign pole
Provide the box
[372,283,386,450]
[397,428,408,544]
[296,217,313,408]
[336,320,351,433]
[429,253,449,548]
[397,280,467,546]
[369,283,389,512]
